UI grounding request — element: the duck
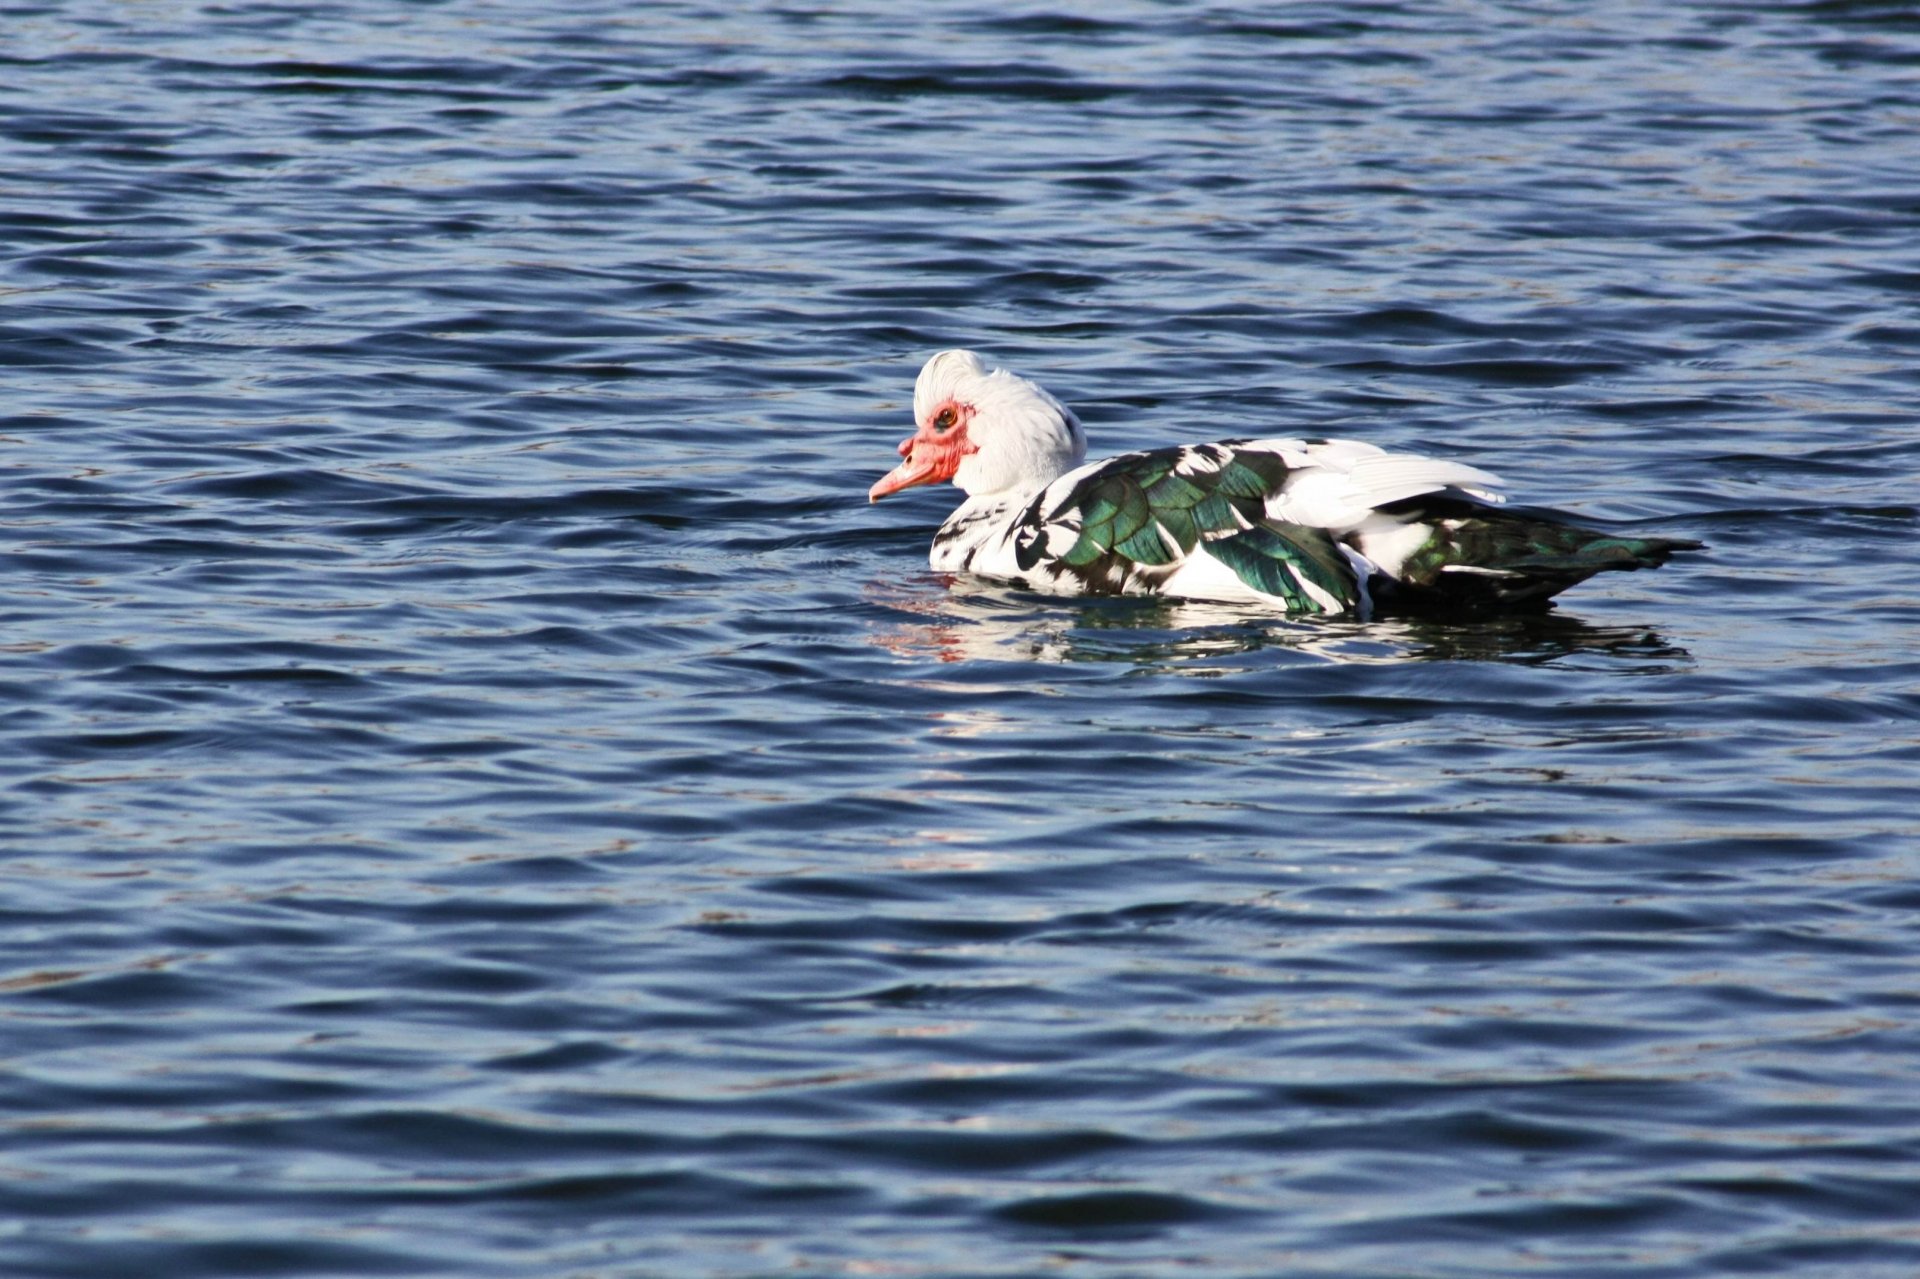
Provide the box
[869,349,1701,616]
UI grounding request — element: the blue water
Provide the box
[5,3,1919,1276]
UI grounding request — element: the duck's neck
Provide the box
[930,490,1030,571]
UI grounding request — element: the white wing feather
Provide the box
[1260,439,1505,529]
[1339,454,1505,508]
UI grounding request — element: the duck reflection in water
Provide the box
[867,576,1693,672]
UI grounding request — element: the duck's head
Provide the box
[868,349,1087,502]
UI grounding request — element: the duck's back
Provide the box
[933,437,1699,615]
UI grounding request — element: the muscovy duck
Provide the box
[869,349,1700,615]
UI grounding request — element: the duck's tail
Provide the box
[1375,501,1705,611]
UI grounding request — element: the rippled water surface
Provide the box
[6,3,1920,1276]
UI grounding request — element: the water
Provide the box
[4,2,1919,1275]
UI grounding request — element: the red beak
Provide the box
[869,435,943,502]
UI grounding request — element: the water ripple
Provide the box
[4,1,1919,1277]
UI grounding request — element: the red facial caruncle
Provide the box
[868,399,977,502]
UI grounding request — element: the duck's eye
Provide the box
[932,407,957,432]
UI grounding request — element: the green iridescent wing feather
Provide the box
[1021,444,1358,611]
[1205,522,1361,614]
[1389,501,1705,607]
